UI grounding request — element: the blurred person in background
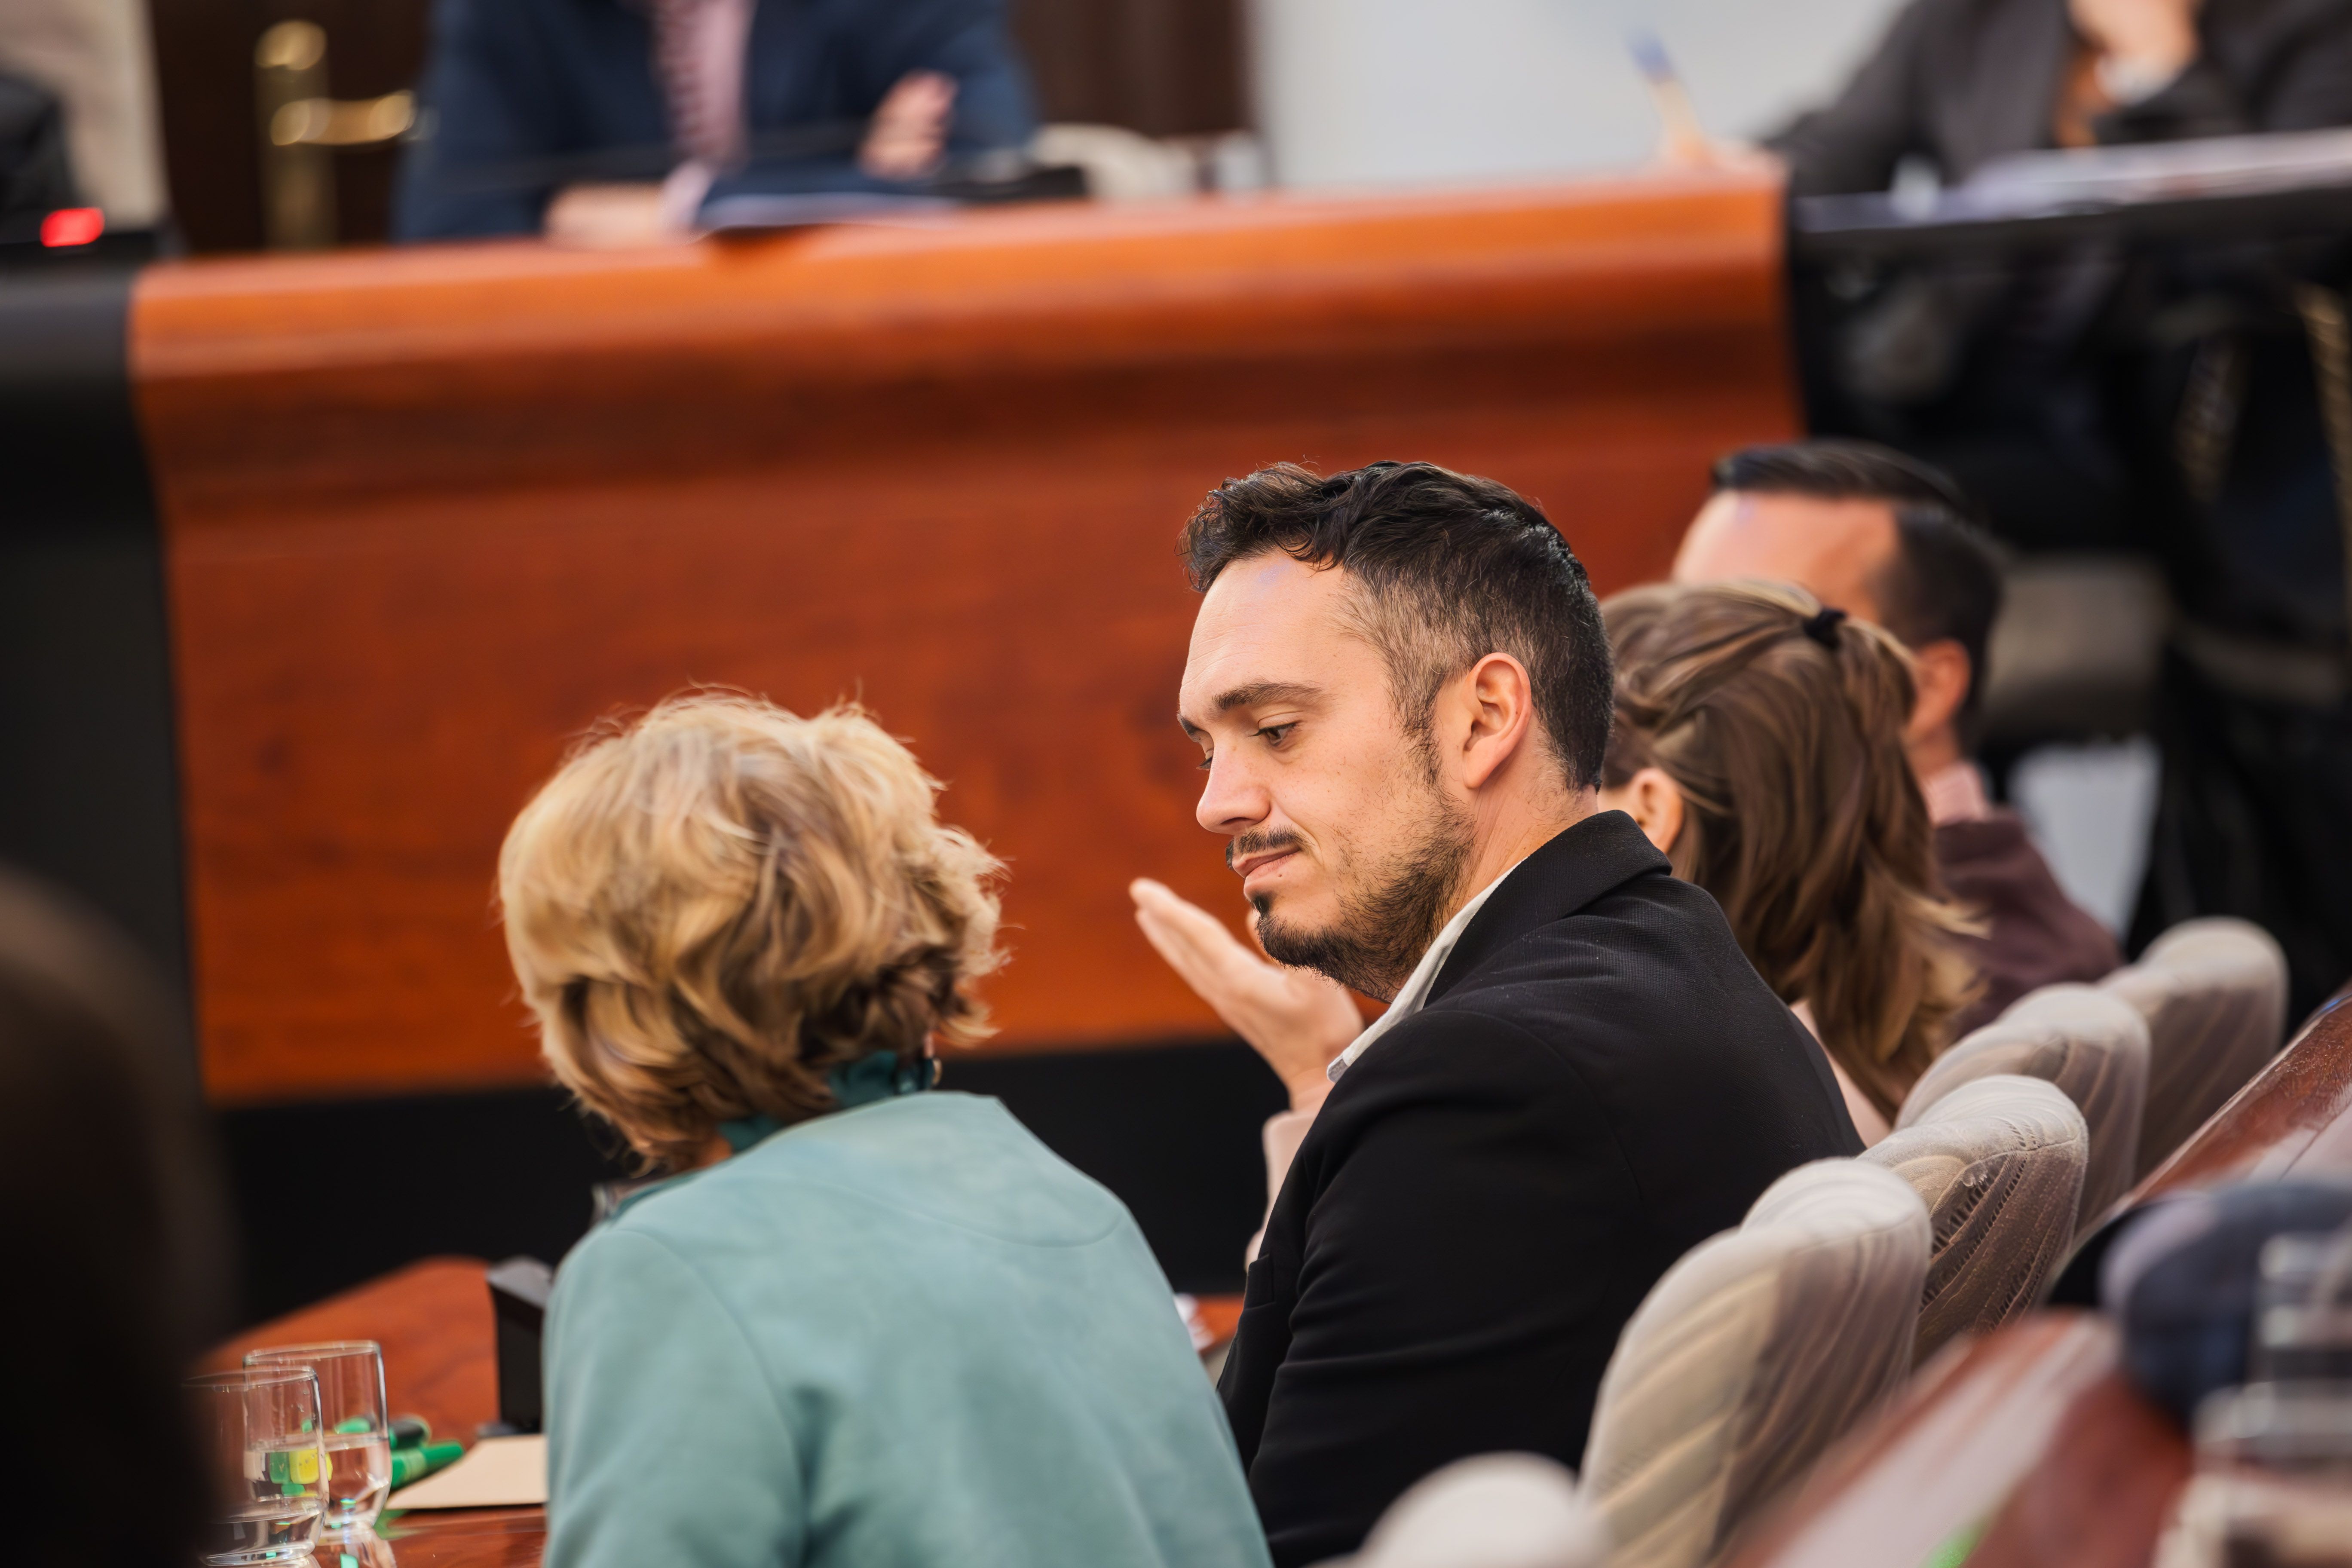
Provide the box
[0,70,81,226]
[1676,440,2121,1032]
[501,695,1270,1568]
[0,866,233,1568]
[1778,0,2352,552]
[0,0,171,235]
[1779,0,2352,1017]
[394,0,1036,241]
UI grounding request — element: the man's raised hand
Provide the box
[1128,877,1362,1112]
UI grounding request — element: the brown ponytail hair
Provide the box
[1602,582,1977,1117]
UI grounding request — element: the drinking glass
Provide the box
[187,1366,328,1565]
[2173,1381,2352,1567]
[244,1342,393,1537]
[2252,1232,2352,1383]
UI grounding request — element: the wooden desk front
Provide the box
[128,172,1797,1104]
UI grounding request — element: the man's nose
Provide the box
[1195,751,1268,837]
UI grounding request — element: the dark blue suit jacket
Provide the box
[393,0,1035,239]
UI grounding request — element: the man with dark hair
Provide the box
[1676,439,2119,1030]
[1161,460,1857,1565]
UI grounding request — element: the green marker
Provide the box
[389,1439,464,1488]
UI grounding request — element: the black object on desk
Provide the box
[485,1255,554,1436]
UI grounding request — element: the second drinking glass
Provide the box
[243,1341,394,1539]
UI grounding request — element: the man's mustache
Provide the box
[1227,829,1306,872]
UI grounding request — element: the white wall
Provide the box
[1248,0,1911,189]
[2009,740,2162,937]
[0,0,169,224]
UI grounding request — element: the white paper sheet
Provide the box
[384,1434,548,1510]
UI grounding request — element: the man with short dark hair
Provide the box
[1171,461,1858,1565]
[1675,439,2120,1029]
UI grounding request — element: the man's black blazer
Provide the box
[1216,811,1862,1566]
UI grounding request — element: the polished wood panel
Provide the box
[1967,1368,2190,1568]
[132,172,1797,1103]
[374,1508,549,1567]
[2135,989,2352,1198]
[1726,1313,2122,1568]
[1730,1322,2190,1568]
[1194,1292,1244,1349]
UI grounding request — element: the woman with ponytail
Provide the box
[1599,581,1977,1140]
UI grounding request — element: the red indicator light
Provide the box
[40,208,104,248]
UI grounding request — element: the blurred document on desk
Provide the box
[699,191,956,233]
[386,1435,547,1510]
[1799,126,2352,235]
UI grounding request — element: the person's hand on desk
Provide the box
[2071,0,2201,98]
[1129,878,1361,1114]
[544,70,957,246]
[859,70,956,180]
[545,182,671,247]
[1648,138,1783,176]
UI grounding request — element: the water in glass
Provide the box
[188,1367,328,1565]
[244,1341,392,1534]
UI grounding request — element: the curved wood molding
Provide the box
[2137,988,2352,1197]
[1724,1314,2125,1568]
[132,173,1796,1102]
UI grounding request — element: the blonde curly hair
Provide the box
[498,695,1003,1169]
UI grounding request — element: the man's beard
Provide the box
[1251,792,1475,1004]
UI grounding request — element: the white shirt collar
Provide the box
[1326,858,1525,1083]
[1919,760,1993,827]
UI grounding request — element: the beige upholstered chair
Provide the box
[2102,917,2288,1179]
[1328,1454,1603,1568]
[1580,1161,1929,1568]
[1896,984,2149,1229]
[1862,1075,2087,1363]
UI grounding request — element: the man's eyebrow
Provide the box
[1216,681,1323,714]
[1177,680,1326,738]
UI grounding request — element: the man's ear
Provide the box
[1454,652,1537,790]
[1906,639,1972,747]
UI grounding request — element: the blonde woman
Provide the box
[500,695,1271,1568]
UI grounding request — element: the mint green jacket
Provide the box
[542,1091,1272,1568]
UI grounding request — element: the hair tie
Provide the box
[1801,606,1848,649]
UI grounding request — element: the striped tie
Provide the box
[648,0,754,166]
